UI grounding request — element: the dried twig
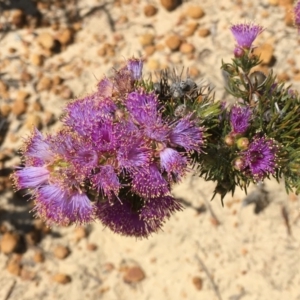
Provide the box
[281,205,292,236]
[194,247,223,300]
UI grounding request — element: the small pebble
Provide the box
[33,250,45,263]
[186,5,205,19]
[139,33,155,47]
[74,227,87,241]
[198,28,210,37]
[144,4,158,17]
[160,0,179,11]
[0,232,20,254]
[123,266,146,283]
[165,35,182,51]
[11,99,27,116]
[37,32,56,50]
[180,42,195,54]
[52,273,71,284]
[30,53,44,67]
[192,276,203,290]
[53,245,70,259]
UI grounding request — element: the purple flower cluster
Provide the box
[12,58,205,238]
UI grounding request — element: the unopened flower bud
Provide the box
[224,134,235,146]
[233,157,245,171]
[236,137,249,150]
[233,46,244,58]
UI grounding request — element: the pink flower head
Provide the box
[241,135,279,181]
[230,22,264,49]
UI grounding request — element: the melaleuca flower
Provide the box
[230,105,252,135]
[169,114,204,151]
[90,119,118,152]
[91,165,121,199]
[63,93,116,136]
[126,90,159,125]
[126,58,143,80]
[294,0,300,32]
[131,164,169,198]
[34,185,94,225]
[160,148,188,181]
[240,135,279,181]
[12,129,94,225]
[96,194,182,238]
[117,136,151,170]
[126,90,169,141]
[230,22,264,49]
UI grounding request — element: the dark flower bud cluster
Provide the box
[11,1,300,237]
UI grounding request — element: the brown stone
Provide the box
[189,66,200,78]
[198,28,210,37]
[284,5,294,27]
[11,9,25,28]
[0,80,8,93]
[277,72,290,82]
[165,35,182,51]
[144,4,158,17]
[32,101,43,112]
[59,85,73,100]
[160,0,179,11]
[279,0,293,6]
[0,104,11,117]
[293,73,300,81]
[253,43,274,65]
[147,59,160,70]
[37,32,55,50]
[139,33,155,47]
[183,22,198,37]
[268,0,279,5]
[53,245,70,259]
[16,90,30,102]
[25,230,40,246]
[20,71,33,83]
[24,114,43,130]
[0,232,20,254]
[87,243,98,251]
[57,28,74,45]
[72,22,82,31]
[123,266,146,283]
[186,5,205,19]
[36,76,52,91]
[52,273,71,284]
[74,227,87,241]
[30,53,44,66]
[12,99,27,116]
[179,42,195,54]
[52,75,63,86]
[192,276,203,290]
[44,112,55,126]
[144,45,156,56]
[7,257,22,276]
[33,250,45,263]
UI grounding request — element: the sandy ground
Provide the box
[1,0,300,299]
